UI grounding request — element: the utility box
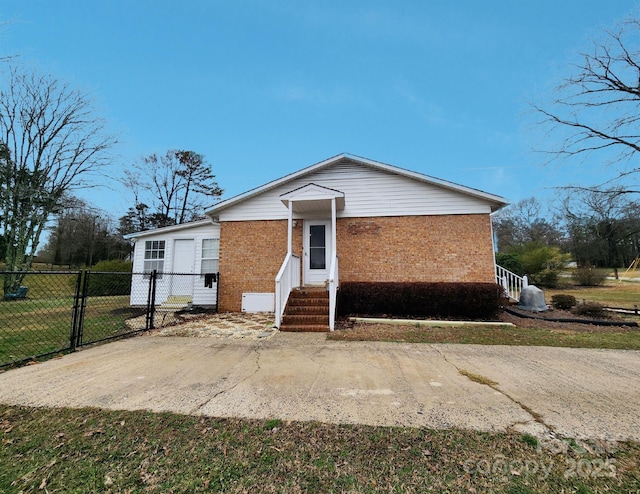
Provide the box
[241,293,275,312]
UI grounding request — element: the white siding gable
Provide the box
[217,161,492,222]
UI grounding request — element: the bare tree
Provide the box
[560,187,640,274]
[174,150,223,223]
[492,197,563,250]
[0,65,115,293]
[534,18,640,192]
[123,149,222,230]
[38,197,130,268]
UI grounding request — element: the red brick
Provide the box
[218,214,495,311]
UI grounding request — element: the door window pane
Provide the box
[310,248,326,269]
[309,225,326,269]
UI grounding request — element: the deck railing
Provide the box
[275,253,301,328]
[328,255,339,331]
[496,264,528,302]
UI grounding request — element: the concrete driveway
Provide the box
[0,333,639,441]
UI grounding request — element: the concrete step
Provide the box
[281,287,330,332]
[285,305,328,315]
[164,295,193,305]
[286,298,329,308]
[279,324,329,332]
[282,314,329,324]
[289,289,328,298]
[157,295,193,311]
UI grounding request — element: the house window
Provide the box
[201,238,219,274]
[144,240,165,278]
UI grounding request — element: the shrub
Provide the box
[504,244,571,289]
[91,259,133,272]
[337,282,504,320]
[533,268,560,288]
[517,245,570,277]
[551,294,577,310]
[495,253,524,276]
[87,260,133,296]
[572,301,608,319]
[572,267,607,286]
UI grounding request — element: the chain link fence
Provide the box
[0,270,218,368]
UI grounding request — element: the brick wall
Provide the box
[218,214,495,311]
[218,220,302,312]
[337,215,495,283]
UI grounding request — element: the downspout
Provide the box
[331,197,337,260]
[489,211,499,282]
[287,200,293,256]
[287,200,294,292]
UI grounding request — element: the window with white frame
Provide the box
[201,238,219,274]
[143,240,165,278]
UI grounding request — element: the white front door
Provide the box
[171,239,195,296]
[303,220,331,286]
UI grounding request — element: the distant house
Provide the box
[127,153,508,330]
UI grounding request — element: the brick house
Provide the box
[209,154,506,329]
[128,154,508,330]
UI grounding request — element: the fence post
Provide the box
[69,271,83,352]
[215,272,220,313]
[145,270,157,330]
[75,270,90,348]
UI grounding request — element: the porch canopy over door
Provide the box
[280,183,345,284]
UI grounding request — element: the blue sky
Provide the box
[2,1,639,219]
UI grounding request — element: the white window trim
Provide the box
[200,238,219,276]
[143,240,165,278]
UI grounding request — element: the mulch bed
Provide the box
[336,307,640,334]
[501,306,639,332]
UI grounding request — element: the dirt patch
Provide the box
[149,312,277,339]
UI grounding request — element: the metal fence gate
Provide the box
[0,270,219,368]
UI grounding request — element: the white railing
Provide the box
[328,255,339,331]
[275,253,301,328]
[496,264,528,301]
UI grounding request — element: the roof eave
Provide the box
[205,153,350,217]
[123,218,215,240]
[205,153,508,216]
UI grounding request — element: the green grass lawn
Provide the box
[0,295,144,367]
[545,279,640,309]
[1,405,638,493]
[0,296,75,364]
[80,296,146,343]
[328,323,640,349]
[7,272,78,299]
